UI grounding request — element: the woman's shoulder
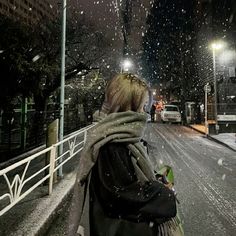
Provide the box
[100,142,128,154]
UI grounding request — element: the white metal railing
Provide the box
[0,123,95,216]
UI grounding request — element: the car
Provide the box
[161,105,182,123]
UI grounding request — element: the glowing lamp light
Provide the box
[211,41,225,50]
[122,59,132,71]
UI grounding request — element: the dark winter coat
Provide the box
[67,111,181,236]
[90,142,177,236]
[150,105,156,114]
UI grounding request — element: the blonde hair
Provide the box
[102,73,150,114]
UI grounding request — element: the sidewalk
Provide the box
[0,173,76,236]
[189,124,236,152]
[0,170,76,236]
[0,145,81,236]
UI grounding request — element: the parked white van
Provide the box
[161,105,181,123]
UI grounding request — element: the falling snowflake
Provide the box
[32,55,40,62]
[217,158,224,166]
[222,174,226,181]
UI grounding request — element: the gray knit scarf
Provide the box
[77,110,156,184]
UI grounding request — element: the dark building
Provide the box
[196,0,236,132]
[0,0,58,24]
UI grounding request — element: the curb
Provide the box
[187,125,205,135]
[207,135,236,152]
[36,183,74,236]
[187,125,236,152]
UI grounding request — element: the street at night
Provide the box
[0,0,236,235]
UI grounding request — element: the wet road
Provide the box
[145,123,236,236]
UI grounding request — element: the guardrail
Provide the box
[0,123,95,216]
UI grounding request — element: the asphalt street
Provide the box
[144,123,236,236]
[45,123,236,235]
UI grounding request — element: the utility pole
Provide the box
[212,48,219,134]
[210,41,224,134]
[58,0,67,177]
[120,0,133,57]
[20,97,27,150]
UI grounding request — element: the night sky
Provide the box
[67,0,152,68]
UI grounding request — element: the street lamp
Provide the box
[211,42,224,51]
[121,59,132,72]
[210,41,225,134]
[58,0,67,177]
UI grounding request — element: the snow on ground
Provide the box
[211,133,236,151]
[11,173,76,236]
[194,135,223,147]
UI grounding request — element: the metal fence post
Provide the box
[45,119,58,184]
[49,145,56,195]
[20,97,28,150]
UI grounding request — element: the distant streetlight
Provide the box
[211,42,224,50]
[210,41,225,134]
[121,59,133,72]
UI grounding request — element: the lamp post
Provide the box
[58,0,67,177]
[211,41,224,134]
[121,58,132,73]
